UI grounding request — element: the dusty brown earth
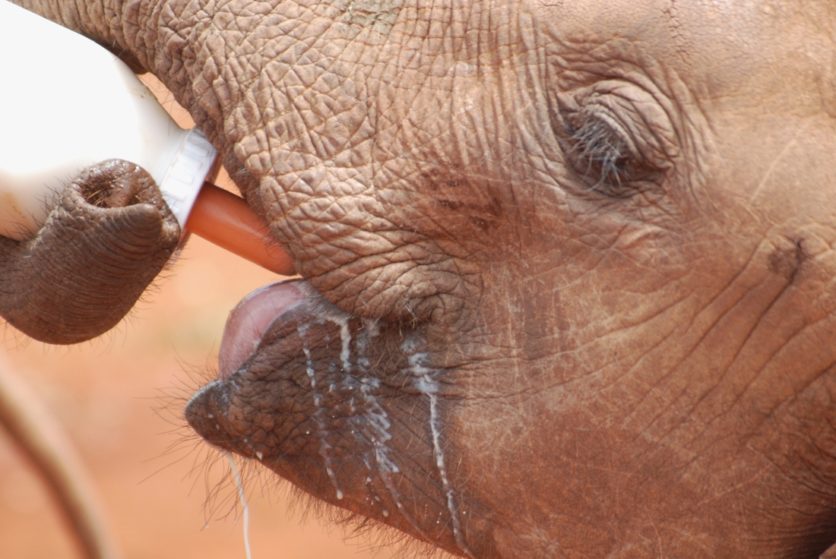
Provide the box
[0,77,398,559]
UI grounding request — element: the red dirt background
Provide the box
[0,77,406,559]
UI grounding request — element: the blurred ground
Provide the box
[0,76,394,559]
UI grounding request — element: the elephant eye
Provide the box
[552,83,674,198]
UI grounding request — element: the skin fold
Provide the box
[5,1,836,557]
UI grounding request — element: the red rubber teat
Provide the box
[186,183,294,275]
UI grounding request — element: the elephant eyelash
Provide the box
[563,114,635,194]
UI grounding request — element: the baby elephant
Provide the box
[2,1,835,557]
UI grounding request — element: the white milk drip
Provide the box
[0,1,216,240]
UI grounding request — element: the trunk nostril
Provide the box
[76,161,152,210]
[80,184,142,209]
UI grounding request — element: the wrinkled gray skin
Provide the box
[5,1,836,557]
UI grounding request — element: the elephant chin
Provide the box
[184,279,480,556]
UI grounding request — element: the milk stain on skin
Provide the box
[316,316,433,539]
[402,335,474,558]
[329,313,359,422]
[311,321,471,554]
[210,312,473,555]
[351,319,435,536]
[298,323,344,501]
[326,315,418,528]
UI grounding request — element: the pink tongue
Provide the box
[219,280,306,379]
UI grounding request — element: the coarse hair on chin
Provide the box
[281,479,453,559]
[184,443,451,559]
[161,364,456,558]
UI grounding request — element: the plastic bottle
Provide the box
[0,1,293,275]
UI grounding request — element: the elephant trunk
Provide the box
[0,161,180,344]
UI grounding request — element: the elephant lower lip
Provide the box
[218,279,307,379]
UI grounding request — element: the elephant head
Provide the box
[6,1,836,557]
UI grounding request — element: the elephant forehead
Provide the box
[535,0,833,100]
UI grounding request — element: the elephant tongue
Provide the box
[219,279,307,379]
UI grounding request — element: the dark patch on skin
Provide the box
[768,237,806,283]
[469,217,490,232]
[416,167,503,238]
[805,507,836,559]
[437,199,464,211]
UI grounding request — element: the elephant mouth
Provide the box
[184,278,476,555]
[185,276,383,485]
[217,278,309,380]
